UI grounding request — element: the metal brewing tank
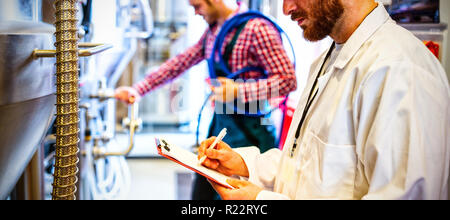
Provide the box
[0,21,56,199]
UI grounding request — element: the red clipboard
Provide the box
[155,138,234,189]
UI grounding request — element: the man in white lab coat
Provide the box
[198,0,450,200]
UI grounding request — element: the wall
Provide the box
[0,0,41,21]
[440,0,450,78]
[440,0,450,200]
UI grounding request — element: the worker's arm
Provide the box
[132,30,209,97]
[238,19,297,103]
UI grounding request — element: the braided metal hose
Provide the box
[51,0,80,200]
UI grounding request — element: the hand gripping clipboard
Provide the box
[155,138,235,189]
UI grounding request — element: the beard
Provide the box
[204,10,220,25]
[292,0,344,42]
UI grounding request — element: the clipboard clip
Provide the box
[156,138,171,152]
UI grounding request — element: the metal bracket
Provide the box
[32,43,113,59]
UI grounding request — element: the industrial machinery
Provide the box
[0,18,56,200]
[0,0,63,200]
[0,0,152,200]
[140,0,192,127]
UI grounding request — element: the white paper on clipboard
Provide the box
[155,138,235,189]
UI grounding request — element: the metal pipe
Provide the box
[97,103,140,157]
[78,43,113,57]
[32,43,113,58]
[51,0,80,200]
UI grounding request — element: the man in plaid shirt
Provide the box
[115,0,297,200]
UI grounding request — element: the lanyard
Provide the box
[289,42,335,157]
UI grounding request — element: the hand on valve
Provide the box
[115,87,141,105]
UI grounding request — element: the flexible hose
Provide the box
[51,0,80,200]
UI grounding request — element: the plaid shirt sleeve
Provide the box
[133,31,208,96]
[237,19,297,103]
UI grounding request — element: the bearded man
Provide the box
[198,0,450,200]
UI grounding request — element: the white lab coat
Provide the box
[235,3,450,200]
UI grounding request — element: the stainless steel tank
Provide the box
[0,0,42,22]
[0,20,56,199]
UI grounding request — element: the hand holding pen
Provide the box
[199,128,227,165]
[197,131,250,178]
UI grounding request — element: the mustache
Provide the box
[291,11,307,21]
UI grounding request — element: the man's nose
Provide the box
[283,0,297,16]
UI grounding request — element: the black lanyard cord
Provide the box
[290,42,336,157]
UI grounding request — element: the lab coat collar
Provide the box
[334,2,391,69]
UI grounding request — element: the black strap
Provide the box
[290,42,335,157]
[230,115,261,147]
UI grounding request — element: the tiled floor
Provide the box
[124,158,195,200]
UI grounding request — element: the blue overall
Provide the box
[208,19,277,150]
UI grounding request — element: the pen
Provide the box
[199,128,227,165]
